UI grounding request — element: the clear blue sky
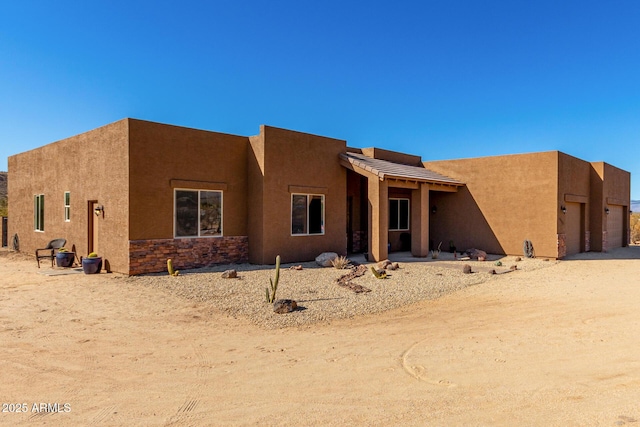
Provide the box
[1,1,638,199]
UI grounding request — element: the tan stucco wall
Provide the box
[590,162,631,250]
[249,126,347,264]
[361,147,422,166]
[8,119,130,272]
[128,119,249,240]
[423,152,559,258]
[557,152,592,255]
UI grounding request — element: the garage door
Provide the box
[607,205,624,249]
[565,202,582,256]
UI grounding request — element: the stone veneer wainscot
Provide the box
[129,236,249,275]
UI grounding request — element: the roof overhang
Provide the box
[340,152,464,191]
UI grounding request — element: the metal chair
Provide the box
[35,238,66,268]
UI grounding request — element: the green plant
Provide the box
[265,255,281,303]
[167,258,179,276]
[88,252,99,258]
[370,266,387,279]
[632,213,640,244]
[331,255,351,269]
[495,261,502,266]
[58,248,68,253]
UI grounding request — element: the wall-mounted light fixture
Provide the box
[94,205,104,217]
[604,206,610,215]
[431,205,437,214]
[561,205,567,214]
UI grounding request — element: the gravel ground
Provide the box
[128,253,556,329]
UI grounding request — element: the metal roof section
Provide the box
[340,152,464,186]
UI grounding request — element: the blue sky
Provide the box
[1,1,639,198]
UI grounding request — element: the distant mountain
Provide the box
[632,200,640,213]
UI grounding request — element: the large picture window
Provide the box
[291,194,324,235]
[174,189,222,237]
[34,194,45,231]
[64,191,70,222]
[389,198,409,231]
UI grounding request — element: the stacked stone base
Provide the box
[129,236,249,275]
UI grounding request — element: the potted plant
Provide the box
[82,252,102,274]
[55,248,76,268]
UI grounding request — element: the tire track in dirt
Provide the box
[400,340,458,388]
[163,343,211,426]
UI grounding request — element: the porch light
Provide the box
[94,205,104,216]
[561,205,567,214]
[604,206,610,215]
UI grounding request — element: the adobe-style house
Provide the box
[8,118,631,274]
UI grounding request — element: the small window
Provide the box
[292,194,324,235]
[389,198,410,231]
[34,194,45,232]
[174,189,222,237]
[64,192,71,222]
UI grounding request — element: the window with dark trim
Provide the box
[389,198,409,231]
[174,189,222,237]
[64,191,70,222]
[291,194,324,235]
[34,194,45,231]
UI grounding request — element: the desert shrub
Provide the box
[331,255,351,269]
[631,213,640,244]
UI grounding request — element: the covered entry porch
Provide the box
[341,151,464,262]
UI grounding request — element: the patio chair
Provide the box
[35,238,66,268]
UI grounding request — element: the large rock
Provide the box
[315,252,338,267]
[377,259,392,269]
[221,269,237,279]
[466,248,487,260]
[273,299,298,314]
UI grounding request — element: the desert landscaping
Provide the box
[1,246,640,426]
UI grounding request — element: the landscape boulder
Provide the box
[273,299,298,314]
[377,259,392,269]
[315,252,338,267]
[387,262,400,271]
[221,269,237,279]
[463,264,472,274]
[466,248,487,260]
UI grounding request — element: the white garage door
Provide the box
[565,202,582,256]
[607,205,624,249]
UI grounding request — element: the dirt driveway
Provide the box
[1,247,640,426]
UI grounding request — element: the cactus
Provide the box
[370,266,387,279]
[431,241,442,259]
[265,255,281,303]
[167,259,179,276]
[58,248,68,252]
[88,252,99,258]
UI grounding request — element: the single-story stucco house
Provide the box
[8,118,631,274]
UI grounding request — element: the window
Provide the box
[64,192,70,222]
[34,194,45,231]
[389,198,409,231]
[174,189,222,237]
[292,194,324,235]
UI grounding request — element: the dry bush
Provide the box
[331,255,352,270]
[631,213,640,244]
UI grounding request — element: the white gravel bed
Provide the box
[128,256,555,329]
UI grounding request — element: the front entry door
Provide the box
[88,201,99,254]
